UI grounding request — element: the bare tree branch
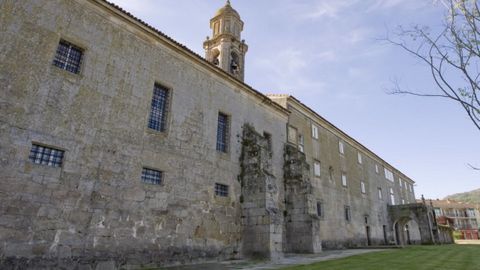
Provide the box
[384,0,480,132]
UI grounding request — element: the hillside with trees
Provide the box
[445,188,480,205]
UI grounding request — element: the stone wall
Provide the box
[239,124,282,259]
[283,144,321,253]
[0,0,288,268]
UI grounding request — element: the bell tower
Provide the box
[204,0,248,81]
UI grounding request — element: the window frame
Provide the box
[339,141,345,155]
[287,125,298,145]
[313,160,321,177]
[316,201,324,218]
[29,143,65,168]
[216,112,230,153]
[52,39,84,74]
[214,183,229,197]
[141,167,163,185]
[344,205,351,222]
[311,124,319,139]
[147,83,171,132]
[341,172,347,187]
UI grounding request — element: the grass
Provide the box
[281,245,480,270]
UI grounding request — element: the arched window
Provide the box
[211,49,220,66]
[230,52,239,74]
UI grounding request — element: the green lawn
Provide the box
[281,245,480,270]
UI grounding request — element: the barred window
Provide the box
[215,183,229,197]
[29,144,64,167]
[216,112,229,152]
[316,201,323,217]
[141,168,163,185]
[52,40,83,74]
[345,206,351,221]
[148,84,169,132]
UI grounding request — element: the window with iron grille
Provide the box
[52,40,83,74]
[141,168,163,185]
[345,206,351,221]
[215,183,229,197]
[216,112,229,152]
[148,84,169,132]
[29,144,64,167]
[316,201,323,217]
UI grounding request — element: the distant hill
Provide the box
[445,188,480,205]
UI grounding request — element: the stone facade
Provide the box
[0,0,440,269]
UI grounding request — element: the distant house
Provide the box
[430,199,480,240]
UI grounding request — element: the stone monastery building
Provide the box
[0,0,446,268]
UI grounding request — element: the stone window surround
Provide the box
[313,160,321,177]
[214,183,229,197]
[316,201,324,218]
[141,167,163,185]
[344,205,351,222]
[28,142,66,168]
[311,123,319,139]
[216,111,230,153]
[147,83,171,132]
[341,172,347,187]
[52,39,84,74]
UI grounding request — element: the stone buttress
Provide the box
[239,124,283,259]
[283,144,322,253]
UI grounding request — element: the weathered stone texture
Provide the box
[239,124,283,260]
[0,0,287,268]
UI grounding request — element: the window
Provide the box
[214,183,229,197]
[401,199,405,205]
[341,172,347,187]
[344,206,351,221]
[389,187,395,205]
[378,187,383,200]
[434,208,442,217]
[404,181,408,190]
[399,178,403,188]
[216,112,229,152]
[384,168,394,182]
[298,134,304,153]
[313,161,321,177]
[361,181,366,194]
[29,144,64,167]
[339,141,344,154]
[141,168,163,185]
[328,166,334,182]
[148,84,170,132]
[375,164,379,174]
[357,152,363,164]
[316,201,323,217]
[52,40,83,74]
[311,124,319,139]
[287,125,297,144]
[263,132,272,152]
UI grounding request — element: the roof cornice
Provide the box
[88,0,289,116]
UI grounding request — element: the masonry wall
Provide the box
[272,98,417,249]
[0,0,287,268]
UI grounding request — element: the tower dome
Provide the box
[215,1,240,19]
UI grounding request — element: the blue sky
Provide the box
[109,0,479,199]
